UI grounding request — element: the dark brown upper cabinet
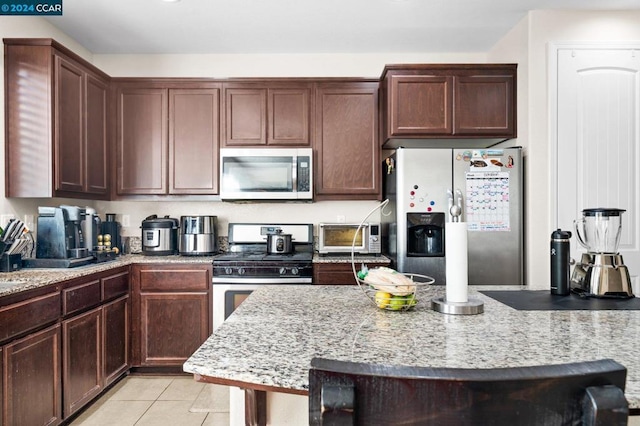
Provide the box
[380,64,517,146]
[4,39,110,199]
[114,82,221,196]
[314,81,380,200]
[222,82,312,147]
[115,86,168,195]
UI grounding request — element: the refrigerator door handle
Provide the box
[455,189,464,221]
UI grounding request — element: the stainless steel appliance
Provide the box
[266,228,294,254]
[318,223,381,255]
[382,147,524,285]
[571,208,633,298]
[141,215,179,256]
[25,206,94,268]
[179,216,218,256]
[212,223,313,329]
[219,148,313,201]
[82,207,101,252]
[101,213,122,254]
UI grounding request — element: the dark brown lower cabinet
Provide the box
[103,295,129,386]
[62,294,130,418]
[63,307,102,417]
[131,264,212,368]
[313,261,391,285]
[3,324,62,426]
[140,292,209,366]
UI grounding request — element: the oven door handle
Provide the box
[212,277,312,284]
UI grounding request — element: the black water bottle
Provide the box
[550,229,572,295]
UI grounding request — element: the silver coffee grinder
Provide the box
[570,208,634,298]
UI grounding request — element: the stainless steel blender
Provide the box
[570,208,634,298]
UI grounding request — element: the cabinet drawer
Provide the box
[0,291,61,341]
[63,279,101,316]
[102,271,129,300]
[139,266,211,292]
[313,261,390,285]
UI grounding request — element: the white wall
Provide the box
[94,52,486,79]
[489,10,640,289]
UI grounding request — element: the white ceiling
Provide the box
[44,0,640,55]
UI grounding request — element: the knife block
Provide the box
[0,253,22,272]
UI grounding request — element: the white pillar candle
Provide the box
[445,222,468,303]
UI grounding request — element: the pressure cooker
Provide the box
[141,215,178,255]
[266,229,294,254]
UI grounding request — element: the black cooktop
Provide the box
[214,251,313,263]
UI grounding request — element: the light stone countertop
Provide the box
[183,284,640,409]
[0,254,216,297]
[312,254,391,263]
[0,253,384,297]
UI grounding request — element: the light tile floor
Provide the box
[70,376,230,426]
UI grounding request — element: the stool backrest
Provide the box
[309,358,628,426]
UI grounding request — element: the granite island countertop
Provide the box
[184,284,640,409]
[0,254,216,297]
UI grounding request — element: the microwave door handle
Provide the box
[292,156,298,192]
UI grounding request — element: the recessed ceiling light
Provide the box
[162,0,182,3]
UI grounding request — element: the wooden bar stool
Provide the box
[309,358,628,426]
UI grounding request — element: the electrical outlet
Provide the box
[23,215,35,231]
[337,215,346,223]
[1,214,16,228]
[121,215,131,227]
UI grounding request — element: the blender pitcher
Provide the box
[574,208,625,254]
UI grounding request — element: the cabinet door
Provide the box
[4,325,62,426]
[313,261,391,285]
[140,292,209,366]
[453,74,515,136]
[116,87,168,194]
[85,73,109,195]
[62,307,102,417]
[103,295,129,386]
[388,74,453,136]
[169,88,220,194]
[223,88,267,146]
[314,82,380,199]
[269,88,311,146]
[55,55,84,193]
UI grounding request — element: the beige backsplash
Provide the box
[3,198,385,239]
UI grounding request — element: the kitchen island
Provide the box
[184,284,640,424]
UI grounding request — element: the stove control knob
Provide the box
[291,267,299,275]
[225,267,233,275]
[279,267,287,275]
[238,267,246,275]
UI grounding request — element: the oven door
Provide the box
[212,277,311,330]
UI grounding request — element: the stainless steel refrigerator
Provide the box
[382,147,524,285]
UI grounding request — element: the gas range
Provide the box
[213,223,314,282]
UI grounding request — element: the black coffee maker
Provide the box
[26,206,93,268]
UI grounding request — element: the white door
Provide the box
[554,46,640,293]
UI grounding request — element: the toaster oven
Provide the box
[318,223,381,255]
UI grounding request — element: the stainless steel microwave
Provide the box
[219,148,313,201]
[318,223,381,255]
